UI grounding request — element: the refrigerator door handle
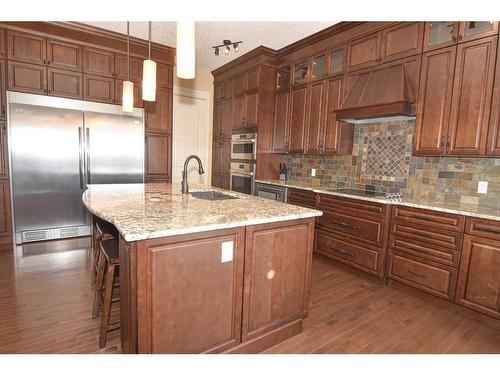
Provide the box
[85,127,91,185]
[78,127,84,189]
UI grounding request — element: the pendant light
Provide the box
[122,21,134,112]
[142,21,157,101]
[176,21,195,79]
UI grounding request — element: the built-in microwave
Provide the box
[254,182,288,203]
[230,162,255,195]
[231,133,257,161]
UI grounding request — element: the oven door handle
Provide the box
[230,171,254,177]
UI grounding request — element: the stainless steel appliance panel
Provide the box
[255,182,288,202]
[231,132,257,160]
[84,112,144,184]
[10,104,88,233]
[230,162,255,195]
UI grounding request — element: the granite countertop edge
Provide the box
[256,180,500,222]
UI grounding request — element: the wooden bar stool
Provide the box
[92,238,120,348]
[91,219,118,284]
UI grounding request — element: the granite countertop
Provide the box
[82,183,323,242]
[256,179,500,222]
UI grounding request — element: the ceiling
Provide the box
[82,22,336,71]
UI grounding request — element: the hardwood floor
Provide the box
[0,239,499,354]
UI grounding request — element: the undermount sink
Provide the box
[190,191,239,200]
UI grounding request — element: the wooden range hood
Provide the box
[336,62,416,122]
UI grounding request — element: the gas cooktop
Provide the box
[326,188,403,200]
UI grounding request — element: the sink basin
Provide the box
[190,191,239,200]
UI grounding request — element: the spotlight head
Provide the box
[224,45,230,55]
[233,43,239,52]
[214,47,219,56]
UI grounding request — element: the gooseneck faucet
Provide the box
[181,155,205,194]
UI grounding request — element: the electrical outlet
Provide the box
[478,181,488,194]
[311,168,316,177]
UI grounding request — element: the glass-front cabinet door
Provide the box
[293,60,309,84]
[459,21,499,42]
[311,55,326,80]
[424,22,459,51]
[330,47,345,75]
[276,66,291,90]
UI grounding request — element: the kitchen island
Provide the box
[82,183,322,354]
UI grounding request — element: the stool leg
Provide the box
[99,263,116,348]
[92,252,106,319]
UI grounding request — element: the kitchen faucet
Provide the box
[181,155,205,194]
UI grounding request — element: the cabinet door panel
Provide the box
[83,47,114,77]
[0,181,12,238]
[221,99,233,137]
[458,22,499,43]
[83,74,115,103]
[8,61,47,95]
[223,80,233,99]
[272,90,290,153]
[145,87,172,133]
[213,101,223,139]
[115,80,143,108]
[234,73,247,97]
[456,235,500,318]
[0,28,4,59]
[47,68,83,99]
[247,68,259,92]
[0,60,5,119]
[47,39,82,71]
[215,83,224,102]
[487,37,500,155]
[232,96,245,130]
[289,85,308,153]
[7,31,46,64]
[157,63,173,88]
[447,36,497,156]
[115,54,143,82]
[423,22,459,52]
[305,81,325,153]
[322,76,344,154]
[242,220,314,341]
[381,22,423,62]
[413,46,456,155]
[145,133,171,180]
[346,32,381,71]
[245,92,258,128]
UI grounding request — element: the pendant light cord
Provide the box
[148,21,152,60]
[127,21,130,81]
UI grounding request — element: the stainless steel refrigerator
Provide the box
[8,92,144,244]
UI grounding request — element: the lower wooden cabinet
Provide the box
[0,180,12,240]
[287,188,317,209]
[145,133,171,182]
[456,234,500,318]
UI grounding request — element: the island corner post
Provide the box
[116,217,316,354]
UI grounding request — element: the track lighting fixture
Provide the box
[212,39,243,56]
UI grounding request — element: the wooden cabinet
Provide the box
[156,62,173,88]
[305,80,325,153]
[272,89,290,153]
[287,188,317,209]
[83,47,115,77]
[220,99,232,138]
[288,85,308,152]
[414,46,456,155]
[381,22,423,62]
[346,32,381,71]
[456,234,500,318]
[0,28,4,58]
[232,95,245,129]
[215,83,224,102]
[241,219,314,341]
[0,122,8,180]
[115,54,143,82]
[247,68,259,92]
[0,60,5,120]
[83,74,114,103]
[46,39,82,71]
[145,133,171,181]
[8,61,47,95]
[458,22,499,43]
[447,36,497,156]
[234,73,247,97]
[245,92,258,128]
[0,181,12,239]
[47,68,83,99]
[145,87,172,133]
[423,22,460,52]
[7,31,46,64]
[487,37,500,156]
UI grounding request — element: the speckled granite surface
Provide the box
[82,183,322,242]
[256,180,500,222]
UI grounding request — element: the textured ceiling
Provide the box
[82,21,336,71]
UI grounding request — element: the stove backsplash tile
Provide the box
[284,119,500,209]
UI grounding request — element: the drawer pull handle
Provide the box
[407,270,427,278]
[332,247,356,257]
[412,215,429,221]
[332,220,359,229]
[475,224,500,234]
[413,231,432,238]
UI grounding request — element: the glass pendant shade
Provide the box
[122,80,134,112]
[176,21,195,79]
[142,59,157,101]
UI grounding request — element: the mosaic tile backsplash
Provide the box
[284,119,500,210]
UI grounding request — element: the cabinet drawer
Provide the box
[392,205,465,232]
[287,188,316,209]
[391,221,463,250]
[389,251,458,300]
[389,234,461,267]
[465,217,500,241]
[317,194,387,219]
[318,210,384,246]
[316,230,380,274]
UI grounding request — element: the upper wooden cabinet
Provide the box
[293,60,309,84]
[8,61,47,95]
[46,39,82,71]
[115,54,143,82]
[458,22,499,43]
[145,86,172,134]
[487,39,500,156]
[83,74,114,103]
[83,47,115,77]
[221,99,233,138]
[47,68,83,99]
[272,89,290,153]
[346,32,381,71]
[305,80,326,153]
[0,60,5,120]
[234,73,247,97]
[381,22,424,62]
[330,46,346,76]
[247,68,259,92]
[276,66,291,90]
[447,36,497,156]
[0,28,6,59]
[288,84,308,153]
[157,62,173,88]
[423,22,460,52]
[7,31,46,65]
